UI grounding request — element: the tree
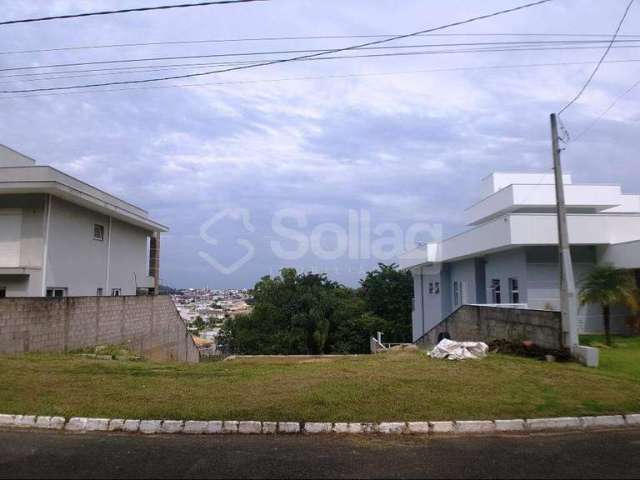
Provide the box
[579,264,638,346]
[359,263,414,343]
[190,315,207,334]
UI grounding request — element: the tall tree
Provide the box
[359,263,414,343]
[579,264,638,346]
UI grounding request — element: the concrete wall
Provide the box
[417,305,563,350]
[0,295,200,362]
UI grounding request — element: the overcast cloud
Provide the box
[1,0,639,288]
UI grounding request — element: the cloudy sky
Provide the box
[1,0,639,288]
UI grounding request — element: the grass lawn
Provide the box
[1,338,639,422]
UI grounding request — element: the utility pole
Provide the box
[550,113,579,352]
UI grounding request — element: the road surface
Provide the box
[1,428,639,478]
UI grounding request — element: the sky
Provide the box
[1,0,639,289]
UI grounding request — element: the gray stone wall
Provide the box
[0,295,200,362]
[416,305,563,350]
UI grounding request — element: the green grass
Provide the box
[1,340,639,422]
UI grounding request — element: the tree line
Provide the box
[219,263,413,354]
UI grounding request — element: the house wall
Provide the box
[411,265,444,342]
[107,218,150,296]
[484,248,528,304]
[46,196,111,296]
[4,195,153,297]
[0,295,200,362]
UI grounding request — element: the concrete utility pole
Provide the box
[550,113,579,351]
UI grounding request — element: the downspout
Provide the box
[420,267,425,338]
[40,194,52,296]
[105,216,112,294]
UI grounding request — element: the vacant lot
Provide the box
[1,338,639,422]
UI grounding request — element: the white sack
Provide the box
[428,338,488,360]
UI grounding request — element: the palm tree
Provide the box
[579,264,638,346]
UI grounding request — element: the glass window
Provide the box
[428,282,434,294]
[46,288,66,298]
[93,224,105,241]
[97,288,103,296]
[111,288,121,297]
[509,278,520,303]
[491,279,501,304]
[435,282,440,294]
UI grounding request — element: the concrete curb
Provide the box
[1,414,638,436]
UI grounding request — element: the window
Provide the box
[111,288,121,297]
[428,282,434,294]
[93,224,105,241]
[453,281,460,307]
[509,278,520,303]
[46,288,67,298]
[0,287,6,298]
[96,288,103,296]
[491,279,501,304]
[434,282,440,294]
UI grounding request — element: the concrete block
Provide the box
[304,422,332,434]
[0,414,15,426]
[139,420,162,434]
[377,422,406,434]
[123,419,141,433]
[238,421,262,434]
[581,415,626,429]
[407,422,430,434]
[108,419,125,432]
[455,421,496,434]
[333,423,350,434]
[85,418,109,432]
[183,421,207,434]
[65,417,87,432]
[34,416,52,429]
[361,423,378,434]
[278,422,301,434]
[262,422,277,434]
[429,421,455,434]
[50,417,65,430]
[625,414,640,426]
[526,417,581,431]
[206,421,223,434]
[223,421,238,434]
[494,419,525,432]
[575,345,599,368]
[161,420,184,434]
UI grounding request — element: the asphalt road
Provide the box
[1,429,639,479]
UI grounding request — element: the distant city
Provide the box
[171,288,253,354]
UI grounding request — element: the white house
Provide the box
[0,144,168,298]
[400,172,640,342]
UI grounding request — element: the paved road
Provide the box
[1,429,639,479]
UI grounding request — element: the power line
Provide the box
[558,0,635,115]
[4,43,640,89]
[5,59,631,100]
[4,32,640,56]
[5,38,640,74]
[573,76,640,141]
[0,0,553,94]
[0,0,268,26]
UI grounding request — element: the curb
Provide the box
[0,414,638,436]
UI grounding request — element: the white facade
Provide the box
[400,172,640,341]
[0,145,168,298]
